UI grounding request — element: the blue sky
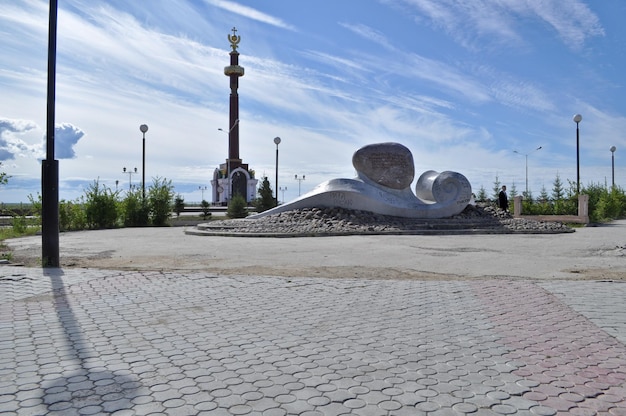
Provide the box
[1,0,625,204]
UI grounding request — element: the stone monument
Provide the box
[211,27,258,205]
[250,142,472,219]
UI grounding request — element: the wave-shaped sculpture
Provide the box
[250,142,472,219]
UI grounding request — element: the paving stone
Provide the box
[3,268,626,415]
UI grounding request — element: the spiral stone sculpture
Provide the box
[250,142,472,219]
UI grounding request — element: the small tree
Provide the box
[200,200,212,220]
[148,176,175,226]
[476,186,488,203]
[84,180,118,229]
[551,173,565,201]
[227,194,248,218]
[255,176,276,213]
[174,194,185,217]
[122,188,149,227]
[509,182,518,200]
[492,175,501,202]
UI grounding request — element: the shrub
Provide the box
[121,189,149,227]
[59,199,87,231]
[84,181,119,229]
[200,200,212,220]
[227,194,248,218]
[174,195,185,217]
[255,176,276,212]
[148,177,174,226]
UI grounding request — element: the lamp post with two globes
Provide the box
[295,174,306,196]
[513,146,542,197]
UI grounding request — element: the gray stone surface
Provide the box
[2,264,626,415]
[250,142,472,219]
[352,142,415,189]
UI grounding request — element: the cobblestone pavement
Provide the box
[2,266,626,415]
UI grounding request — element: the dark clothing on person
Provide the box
[499,189,508,211]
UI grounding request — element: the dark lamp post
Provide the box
[610,146,617,188]
[140,124,148,199]
[573,114,582,194]
[274,137,281,205]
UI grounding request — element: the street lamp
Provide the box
[513,146,542,197]
[610,146,617,188]
[123,167,137,190]
[573,114,582,194]
[140,124,148,199]
[295,174,306,196]
[218,119,239,201]
[199,185,207,202]
[279,186,287,204]
[274,137,281,204]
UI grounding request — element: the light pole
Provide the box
[274,137,281,205]
[295,174,306,196]
[199,185,207,202]
[573,114,582,194]
[115,180,119,191]
[279,186,287,204]
[140,124,148,199]
[513,146,542,197]
[123,167,137,190]
[218,119,239,201]
[610,146,617,188]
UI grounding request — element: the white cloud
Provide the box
[398,0,604,50]
[203,0,296,31]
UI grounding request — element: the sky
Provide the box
[1,0,626,204]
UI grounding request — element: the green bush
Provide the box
[254,176,276,212]
[84,181,119,229]
[11,214,28,234]
[200,200,212,220]
[148,177,174,226]
[174,195,185,217]
[59,199,87,231]
[227,194,248,218]
[121,189,149,227]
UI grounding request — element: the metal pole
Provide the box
[42,0,59,267]
[525,154,528,196]
[576,122,580,194]
[275,145,279,204]
[273,137,281,205]
[611,146,616,188]
[142,132,145,199]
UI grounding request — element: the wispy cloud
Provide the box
[397,0,604,50]
[340,23,394,50]
[204,0,296,31]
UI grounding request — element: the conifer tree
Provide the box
[255,176,276,213]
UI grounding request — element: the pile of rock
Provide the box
[189,204,573,236]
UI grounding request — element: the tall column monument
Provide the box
[212,27,257,204]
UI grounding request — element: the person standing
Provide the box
[498,185,508,211]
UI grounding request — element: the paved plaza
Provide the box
[2,222,626,415]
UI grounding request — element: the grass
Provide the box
[0,224,40,261]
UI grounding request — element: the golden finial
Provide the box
[228,27,241,51]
